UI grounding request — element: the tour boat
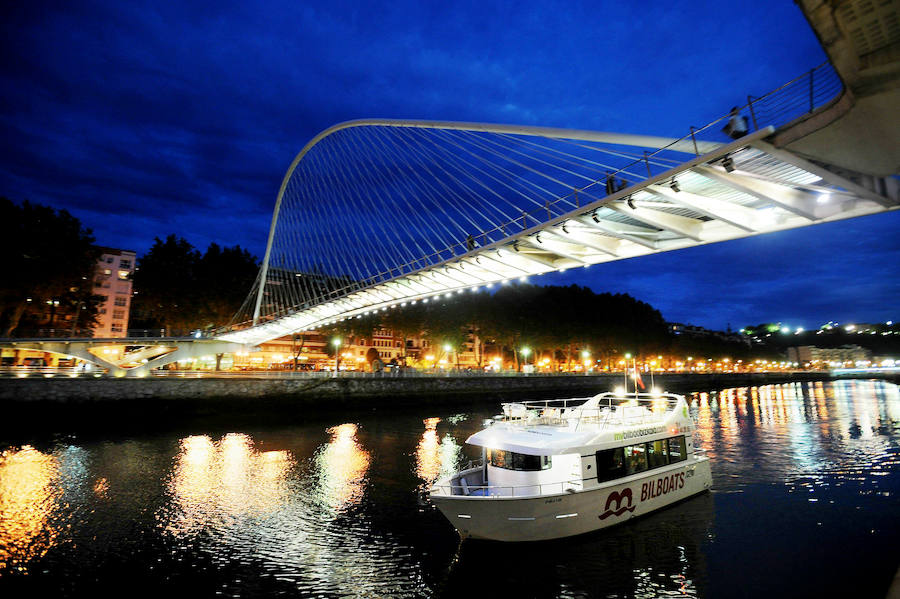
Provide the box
[428,391,712,542]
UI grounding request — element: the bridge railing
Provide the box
[744,62,842,132]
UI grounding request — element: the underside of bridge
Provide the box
[779,0,900,175]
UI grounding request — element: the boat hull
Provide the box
[430,457,712,542]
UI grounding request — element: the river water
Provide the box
[1,379,898,598]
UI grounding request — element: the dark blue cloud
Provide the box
[1,0,894,329]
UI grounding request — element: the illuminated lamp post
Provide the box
[521,347,531,372]
[582,350,591,374]
[332,338,341,376]
[443,343,455,371]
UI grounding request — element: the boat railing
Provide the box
[498,392,684,431]
[431,478,586,499]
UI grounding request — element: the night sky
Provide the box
[2,0,897,331]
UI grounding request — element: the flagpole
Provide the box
[633,358,638,399]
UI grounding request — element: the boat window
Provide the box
[647,439,669,469]
[488,448,511,469]
[487,449,551,471]
[595,447,625,482]
[668,436,687,462]
[625,444,648,475]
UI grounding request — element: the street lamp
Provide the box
[443,343,454,370]
[332,337,341,375]
[521,347,531,371]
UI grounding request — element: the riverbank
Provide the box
[2,371,897,437]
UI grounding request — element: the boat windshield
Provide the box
[487,449,551,471]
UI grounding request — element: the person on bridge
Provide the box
[605,172,626,195]
[724,106,749,140]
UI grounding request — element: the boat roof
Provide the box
[466,392,692,455]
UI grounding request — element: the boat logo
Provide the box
[598,488,636,520]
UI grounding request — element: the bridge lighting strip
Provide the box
[218,257,547,343]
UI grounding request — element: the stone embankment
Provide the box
[0,371,846,404]
[2,371,895,434]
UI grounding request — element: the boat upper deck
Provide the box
[498,392,686,431]
[465,392,692,455]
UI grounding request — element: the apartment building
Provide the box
[93,247,136,338]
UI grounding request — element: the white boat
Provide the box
[428,391,712,542]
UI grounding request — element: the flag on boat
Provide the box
[632,366,645,389]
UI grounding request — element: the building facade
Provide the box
[787,344,873,367]
[93,248,136,338]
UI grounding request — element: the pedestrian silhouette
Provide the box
[723,106,748,140]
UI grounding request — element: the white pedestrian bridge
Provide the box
[217,62,897,346]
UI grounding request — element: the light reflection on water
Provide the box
[161,433,295,539]
[312,423,370,512]
[0,380,897,597]
[0,446,61,574]
[415,417,462,490]
[690,381,900,498]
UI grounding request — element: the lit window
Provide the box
[487,449,551,471]
[118,270,129,280]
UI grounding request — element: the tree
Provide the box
[196,243,259,327]
[131,236,258,334]
[381,303,426,362]
[0,198,100,336]
[130,235,201,334]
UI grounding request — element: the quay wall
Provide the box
[1,371,895,434]
[0,371,871,405]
